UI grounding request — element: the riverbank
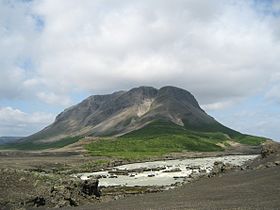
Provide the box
[0,141,278,209]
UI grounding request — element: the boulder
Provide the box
[163,168,181,173]
[49,178,100,207]
[32,196,46,207]
[81,179,101,197]
[209,161,236,177]
[261,141,280,158]
[265,162,276,168]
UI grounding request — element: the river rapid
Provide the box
[74,155,258,187]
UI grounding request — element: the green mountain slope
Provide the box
[85,120,265,159]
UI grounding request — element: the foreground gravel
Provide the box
[69,166,280,210]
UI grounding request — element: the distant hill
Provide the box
[0,136,23,145]
[4,86,265,151]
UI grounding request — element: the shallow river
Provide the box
[74,155,258,187]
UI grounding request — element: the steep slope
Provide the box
[22,86,237,143]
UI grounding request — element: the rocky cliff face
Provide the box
[24,86,237,142]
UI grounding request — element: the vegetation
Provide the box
[85,120,266,159]
[81,160,111,171]
[0,136,82,150]
[86,121,225,159]
[0,121,265,156]
[234,134,266,146]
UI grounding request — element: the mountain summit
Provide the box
[25,86,238,143]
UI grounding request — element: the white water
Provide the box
[74,155,258,187]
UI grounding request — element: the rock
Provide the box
[189,173,200,179]
[209,161,236,177]
[147,174,155,177]
[199,169,207,173]
[210,161,224,176]
[192,166,200,170]
[274,161,280,166]
[55,200,68,208]
[49,178,100,207]
[222,163,236,172]
[255,164,265,170]
[114,195,122,200]
[163,168,181,173]
[19,177,26,182]
[261,141,280,158]
[81,179,101,197]
[109,169,129,176]
[32,196,45,207]
[88,174,103,179]
[173,176,186,179]
[265,162,275,168]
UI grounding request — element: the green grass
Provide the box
[0,136,82,150]
[86,136,224,160]
[85,121,228,159]
[234,134,266,146]
[81,160,111,170]
[85,120,266,159]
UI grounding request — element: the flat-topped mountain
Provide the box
[24,86,238,143]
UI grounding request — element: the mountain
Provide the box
[23,86,238,143]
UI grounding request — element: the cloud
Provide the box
[0,106,55,136]
[0,0,279,108]
[265,72,280,104]
[201,100,237,111]
[34,0,280,105]
[37,91,72,106]
[0,0,38,99]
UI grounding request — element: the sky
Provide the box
[0,0,280,141]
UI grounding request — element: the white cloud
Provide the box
[202,100,237,111]
[0,0,38,99]
[0,107,55,136]
[37,91,72,106]
[1,0,280,107]
[33,0,280,105]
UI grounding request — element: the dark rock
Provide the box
[199,169,207,173]
[49,178,100,207]
[163,168,182,173]
[81,179,101,197]
[209,161,236,177]
[109,169,129,176]
[173,176,186,179]
[33,196,45,207]
[88,174,104,179]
